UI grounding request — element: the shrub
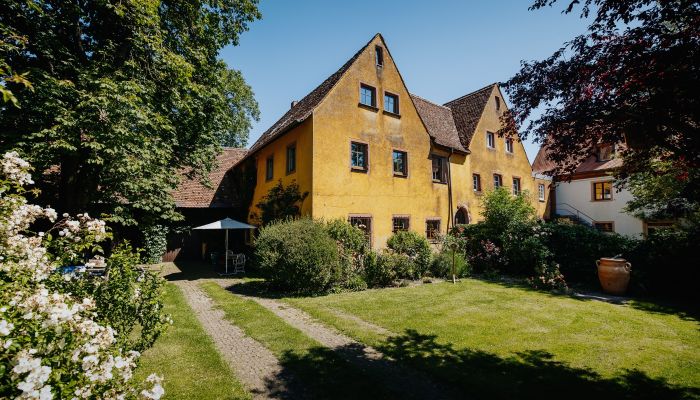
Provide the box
[0,152,166,399]
[627,222,699,299]
[142,224,168,264]
[255,218,340,294]
[325,219,368,291]
[480,187,536,238]
[430,250,470,279]
[386,230,432,279]
[545,222,637,284]
[364,251,412,288]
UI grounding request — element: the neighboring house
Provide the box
[532,143,647,237]
[238,33,547,248]
[169,147,249,260]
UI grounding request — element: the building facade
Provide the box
[240,34,547,248]
[533,144,646,237]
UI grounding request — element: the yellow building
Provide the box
[240,34,548,248]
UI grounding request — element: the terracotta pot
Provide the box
[596,258,631,296]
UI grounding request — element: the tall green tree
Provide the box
[0,0,260,227]
[502,0,699,203]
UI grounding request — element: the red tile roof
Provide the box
[444,84,496,148]
[410,94,467,152]
[173,148,247,208]
[532,142,622,176]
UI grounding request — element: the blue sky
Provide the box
[220,0,592,162]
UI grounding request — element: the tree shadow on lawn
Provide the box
[264,345,402,400]
[374,329,697,400]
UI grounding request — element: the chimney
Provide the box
[291,100,298,108]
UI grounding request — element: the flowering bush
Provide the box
[0,152,166,399]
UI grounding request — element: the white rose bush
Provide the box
[0,152,169,399]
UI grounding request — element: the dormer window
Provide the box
[597,144,614,162]
[375,46,384,67]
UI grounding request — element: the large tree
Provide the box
[503,0,699,216]
[0,0,260,227]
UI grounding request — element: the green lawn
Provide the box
[135,283,250,400]
[282,279,700,400]
[200,282,398,400]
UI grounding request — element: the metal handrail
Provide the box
[555,203,596,225]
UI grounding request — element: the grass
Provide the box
[135,283,250,400]
[199,281,398,400]
[282,278,700,400]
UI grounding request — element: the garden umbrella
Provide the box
[193,217,256,275]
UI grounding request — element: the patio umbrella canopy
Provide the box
[193,218,256,275]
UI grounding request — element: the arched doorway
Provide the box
[455,207,470,225]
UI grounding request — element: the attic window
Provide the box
[495,96,501,110]
[375,46,383,67]
[597,144,614,162]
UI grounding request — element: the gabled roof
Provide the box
[247,34,468,156]
[248,36,377,154]
[410,94,467,152]
[532,142,622,177]
[444,83,496,148]
[173,148,247,208]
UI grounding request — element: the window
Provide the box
[512,177,521,195]
[505,138,514,153]
[426,219,441,241]
[472,173,482,192]
[286,143,296,174]
[375,45,383,67]
[538,183,546,202]
[392,216,409,233]
[594,222,614,233]
[493,173,502,188]
[265,156,273,181]
[350,141,368,171]
[593,181,613,201]
[495,96,501,110]
[487,132,495,148]
[384,92,399,114]
[597,144,614,161]
[431,155,447,183]
[349,215,372,244]
[360,84,376,108]
[644,221,674,236]
[392,150,407,176]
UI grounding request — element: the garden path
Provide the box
[174,280,304,400]
[214,279,455,400]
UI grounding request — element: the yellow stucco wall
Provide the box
[311,35,470,248]
[248,118,314,223]
[465,86,546,220]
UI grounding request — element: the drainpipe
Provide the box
[447,149,454,233]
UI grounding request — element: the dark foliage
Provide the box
[0,0,261,226]
[254,180,309,225]
[503,0,699,194]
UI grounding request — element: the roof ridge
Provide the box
[409,93,452,110]
[443,82,498,106]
